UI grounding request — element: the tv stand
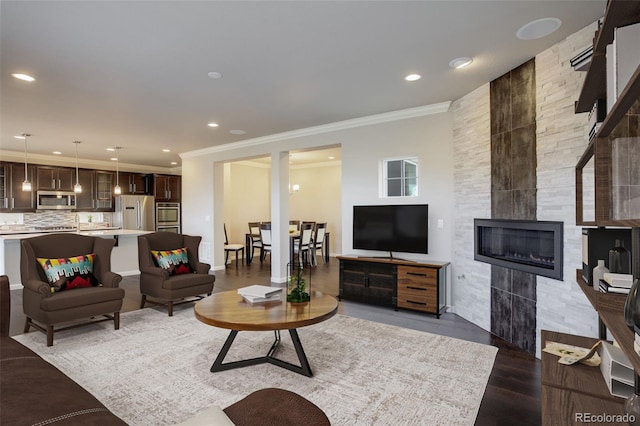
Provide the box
[338,256,449,318]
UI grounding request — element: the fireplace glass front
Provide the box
[474,219,564,280]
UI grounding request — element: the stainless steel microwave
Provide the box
[37,191,77,210]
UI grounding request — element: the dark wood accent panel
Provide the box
[575,53,607,113]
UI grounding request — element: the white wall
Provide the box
[181,103,454,280]
[224,162,271,248]
[290,162,342,256]
[340,112,454,263]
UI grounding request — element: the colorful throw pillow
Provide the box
[151,247,193,276]
[37,253,99,293]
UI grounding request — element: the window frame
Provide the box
[381,157,419,198]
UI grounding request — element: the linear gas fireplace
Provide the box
[474,219,564,280]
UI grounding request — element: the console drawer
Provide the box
[397,265,437,289]
[397,288,436,312]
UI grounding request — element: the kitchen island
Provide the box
[0,229,152,288]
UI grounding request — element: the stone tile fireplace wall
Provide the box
[489,58,537,354]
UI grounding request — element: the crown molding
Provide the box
[181,101,451,159]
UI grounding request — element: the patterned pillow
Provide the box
[37,253,99,293]
[151,247,193,276]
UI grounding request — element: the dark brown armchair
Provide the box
[138,232,215,316]
[20,233,125,346]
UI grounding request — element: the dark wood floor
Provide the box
[7,257,541,425]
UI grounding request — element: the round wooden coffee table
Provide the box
[194,290,338,377]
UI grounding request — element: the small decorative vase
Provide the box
[592,260,609,291]
[624,278,640,327]
[609,239,631,274]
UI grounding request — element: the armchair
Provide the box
[138,232,215,316]
[20,233,125,346]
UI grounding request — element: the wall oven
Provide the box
[156,202,180,233]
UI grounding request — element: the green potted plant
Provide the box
[287,266,310,303]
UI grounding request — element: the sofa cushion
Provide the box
[151,248,194,276]
[163,273,214,291]
[0,336,127,426]
[40,287,125,312]
[37,253,99,292]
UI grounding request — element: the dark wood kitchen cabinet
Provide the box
[153,174,180,202]
[0,162,36,212]
[118,172,149,195]
[74,169,114,212]
[36,166,74,191]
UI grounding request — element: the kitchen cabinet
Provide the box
[36,166,74,191]
[118,172,149,195]
[74,170,114,212]
[574,1,640,227]
[0,162,36,212]
[153,174,180,202]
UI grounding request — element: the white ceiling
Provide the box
[0,1,605,169]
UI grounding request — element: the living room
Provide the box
[3,1,639,425]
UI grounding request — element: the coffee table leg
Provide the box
[209,329,313,377]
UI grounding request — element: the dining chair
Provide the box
[311,222,327,265]
[259,223,272,263]
[289,220,300,234]
[294,222,315,268]
[224,224,245,269]
[248,222,262,261]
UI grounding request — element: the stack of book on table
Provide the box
[238,285,283,303]
[599,273,633,294]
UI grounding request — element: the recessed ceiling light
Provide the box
[207,71,223,79]
[449,57,473,69]
[162,149,171,152]
[12,73,35,82]
[53,151,62,155]
[106,147,115,152]
[170,161,178,165]
[405,74,421,82]
[14,135,26,140]
[110,157,118,161]
[328,156,335,160]
[230,129,246,135]
[208,122,219,128]
[516,17,562,40]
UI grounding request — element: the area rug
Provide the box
[13,307,497,425]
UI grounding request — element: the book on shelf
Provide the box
[570,45,593,71]
[599,279,631,294]
[237,284,283,298]
[603,273,633,288]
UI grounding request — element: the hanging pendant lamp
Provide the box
[73,141,82,193]
[21,133,32,192]
[113,146,122,195]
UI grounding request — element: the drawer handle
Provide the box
[407,272,428,277]
[406,300,427,306]
[407,286,427,291]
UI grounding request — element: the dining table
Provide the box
[245,231,330,266]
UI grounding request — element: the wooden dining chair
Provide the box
[311,222,327,265]
[259,223,272,263]
[294,222,315,268]
[224,224,245,269]
[289,220,300,234]
[248,222,262,261]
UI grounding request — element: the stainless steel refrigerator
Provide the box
[113,195,155,231]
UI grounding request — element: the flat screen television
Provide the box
[353,204,428,255]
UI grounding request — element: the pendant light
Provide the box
[113,146,122,195]
[21,133,32,192]
[73,140,82,193]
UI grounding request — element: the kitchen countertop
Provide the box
[0,229,153,240]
